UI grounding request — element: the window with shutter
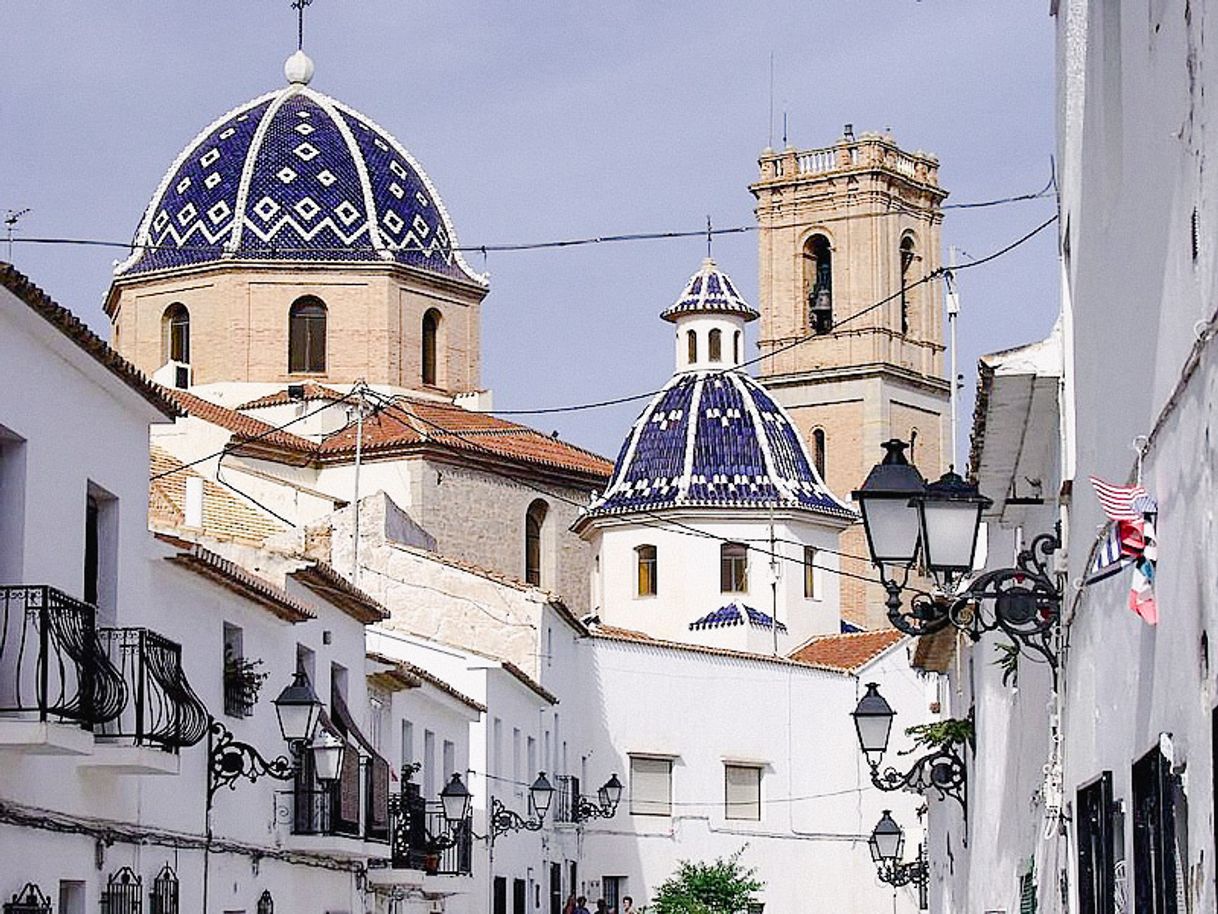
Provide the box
[724,764,761,821]
[630,756,672,816]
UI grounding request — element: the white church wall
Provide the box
[576,634,930,914]
[591,513,843,647]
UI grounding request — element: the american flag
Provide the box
[1088,476,1157,521]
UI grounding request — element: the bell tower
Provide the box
[749,127,951,629]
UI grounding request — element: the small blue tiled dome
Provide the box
[585,368,854,520]
[660,258,759,323]
[116,57,485,286]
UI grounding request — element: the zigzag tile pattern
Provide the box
[117,87,481,285]
[586,370,855,520]
[660,257,760,322]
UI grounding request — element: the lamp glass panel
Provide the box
[440,775,472,823]
[920,500,982,572]
[860,499,921,566]
[603,775,623,808]
[873,821,903,860]
[276,697,320,744]
[531,775,555,817]
[311,734,345,783]
[853,711,893,756]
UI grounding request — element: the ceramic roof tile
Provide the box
[149,446,287,544]
[787,629,906,672]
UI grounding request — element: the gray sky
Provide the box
[2,2,1058,469]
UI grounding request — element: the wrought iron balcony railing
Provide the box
[553,774,580,824]
[0,585,124,728]
[290,747,365,839]
[387,783,473,875]
[95,627,209,750]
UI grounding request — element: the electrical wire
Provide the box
[5,178,1055,260]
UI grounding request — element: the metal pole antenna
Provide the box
[769,506,779,657]
[352,383,366,590]
[946,246,961,470]
[291,0,313,51]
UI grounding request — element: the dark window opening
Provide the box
[422,308,441,386]
[900,235,917,336]
[708,328,722,362]
[1077,771,1115,914]
[720,542,748,593]
[163,303,190,364]
[493,878,507,914]
[636,545,657,596]
[812,428,826,480]
[288,296,327,373]
[803,546,817,599]
[804,234,833,334]
[84,495,99,606]
[513,879,526,914]
[687,329,698,364]
[525,499,548,586]
[1132,745,1182,914]
[733,331,741,364]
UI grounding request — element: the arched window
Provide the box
[803,234,833,334]
[720,542,748,593]
[422,308,441,386]
[733,331,741,365]
[525,499,548,586]
[687,329,698,364]
[288,296,327,373]
[899,234,917,336]
[636,545,657,596]
[812,428,826,480]
[708,328,722,362]
[163,303,190,364]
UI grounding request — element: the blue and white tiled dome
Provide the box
[116,53,485,286]
[586,369,854,519]
[660,258,760,322]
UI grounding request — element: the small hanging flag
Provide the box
[1086,476,1159,625]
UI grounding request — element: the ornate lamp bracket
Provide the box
[489,797,544,844]
[868,744,968,819]
[882,525,1063,671]
[207,718,297,811]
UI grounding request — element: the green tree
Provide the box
[651,847,764,914]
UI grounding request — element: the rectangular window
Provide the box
[1076,772,1115,914]
[527,736,537,781]
[1132,746,1182,914]
[513,727,522,789]
[493,878,507,914]
[636,545,657,596]
[803,546,817,599]
[368,686,388,753]
[222,623,252,718]
[84,483,118,623]
[724,764,762,821]
[493,718,503,777]
[443,739,456,780]
[630,756,672,817]
[295,643,315,684]
[0,427,27,583]
[720,543,748,593]
[423,730,436,799]
[513,879,527,914]
[58,880,85,914]
[400,719,414,769]
[330,661,348,708]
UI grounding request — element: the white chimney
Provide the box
[185,477,204,529]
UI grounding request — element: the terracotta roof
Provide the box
[240,383,348,410]
[367,652,486,713]
[787,629,906,672]
[169,386,612,484]
[149,447,286,544]
[317,397,613,481]
[911,626,958,673]
[0,263,181,419]
[163,388,317,457]
[288,561,390,623]
[589,624,849,675]
[159,536,314,623]
[500,660,559,705]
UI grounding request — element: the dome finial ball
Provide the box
[284,50,315,86]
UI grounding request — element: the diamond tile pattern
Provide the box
[118,87,480,284]
[587,369,853,519]
[689,602,787,632]
[660,257,760,322]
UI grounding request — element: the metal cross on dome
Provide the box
[291,0,314,51]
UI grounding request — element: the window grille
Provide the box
[3,885,52,914]
[100,868,142,914]
[1019,867,1037,914]
[256,891,273,914]
[149,864,178,914]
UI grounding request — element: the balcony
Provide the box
[278,746,391,858]
[0,584,124,754]
[88,627,209,773]
[553,774,581,825]
[371,782,473,885]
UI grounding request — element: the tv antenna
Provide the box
[5,208,31,262]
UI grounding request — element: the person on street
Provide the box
[575,897,591,914]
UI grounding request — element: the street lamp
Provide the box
[853,441,1063,670]
[575,773,624,822]
[490,771,555,843]
[440,772,473,826]
[207,673,345,810]
[850,683,967,814]
[867,811,928,890]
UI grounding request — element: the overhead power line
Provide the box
[5,179,1054,260]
